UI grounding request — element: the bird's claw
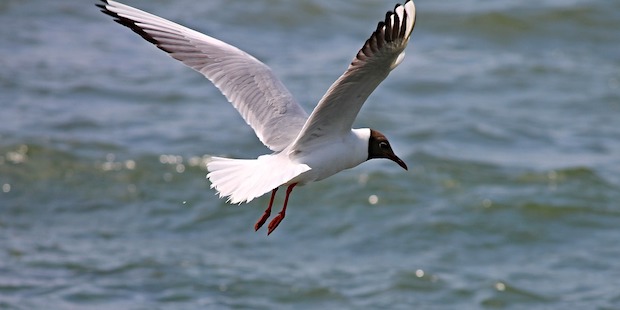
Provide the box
[267,213,284,235]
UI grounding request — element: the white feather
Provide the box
[206,155,310,204]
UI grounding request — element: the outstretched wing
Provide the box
[98,0,308,152]
[291,1,416,150]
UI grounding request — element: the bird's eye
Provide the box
[379,141,389,149]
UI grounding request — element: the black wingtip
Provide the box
[352,1,416,65]
[96,0,162,47]
[95,0,110,10]
[383,11,393,42]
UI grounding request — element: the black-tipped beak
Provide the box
[388,154,408,171]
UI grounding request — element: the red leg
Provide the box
[267,183,297,235]
[254,187,278,231]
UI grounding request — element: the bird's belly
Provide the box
[289,144,367,185]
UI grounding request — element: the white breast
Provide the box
[288,128,370,184]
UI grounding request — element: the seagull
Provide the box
[98,0,416,235]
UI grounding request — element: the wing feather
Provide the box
[98,0,308,151]
[291,1,416,150]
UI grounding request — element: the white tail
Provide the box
[206,154,311,204]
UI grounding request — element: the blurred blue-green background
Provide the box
[1,0,619,308]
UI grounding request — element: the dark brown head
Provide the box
[367,129,408,170]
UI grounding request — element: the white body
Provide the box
[206,128,371,203]
[290,128,371,183]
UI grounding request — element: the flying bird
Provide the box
[98,0,416,234]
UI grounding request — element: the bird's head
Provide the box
[367,129,407,170]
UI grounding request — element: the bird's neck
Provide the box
[351,128,371,140]
[351,128,371,159]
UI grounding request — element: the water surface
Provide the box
[1,0,619,308]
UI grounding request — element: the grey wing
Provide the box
[291,1,416,150]
[98,0,308,152]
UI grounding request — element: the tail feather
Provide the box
[206,155,310,204]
